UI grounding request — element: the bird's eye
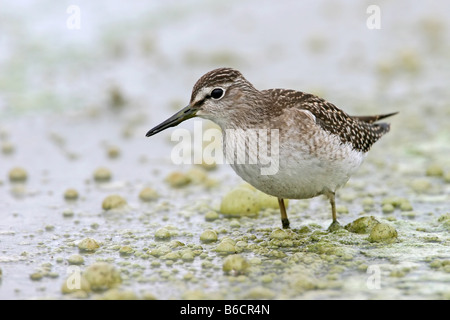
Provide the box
[210,88,224,100]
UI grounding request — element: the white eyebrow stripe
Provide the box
[192,87,212,104]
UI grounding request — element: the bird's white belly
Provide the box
[226,130,366,200]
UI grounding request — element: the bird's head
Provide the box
[146,68,259,137]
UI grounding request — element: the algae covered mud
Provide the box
[1,1,450,300]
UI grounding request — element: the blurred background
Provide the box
[0,0,449,300]
[1,1,449,115]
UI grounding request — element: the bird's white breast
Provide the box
[224,125,366,200]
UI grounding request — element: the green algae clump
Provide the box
[64,188,79,200]
[61,273,91,295]
[368,223,398,242]
[93,167,112,182]
[220,183,289,216]
[165,171,191,188]
[8,167,28,182]
[270,228,290,240]
[220,187,260,216]
[346,216,398,243]
[78,238,100,252]
[426,164,444,177]
[437,213,450,230]
[102,195,127,210]
[200,229,218,243]
[138,187,159,201]
[222,254,250,275]
[345,216,380,234]
[83,262,122,292]
[154,227,171,240]
[67,254,85,265]
[216,239,237,254]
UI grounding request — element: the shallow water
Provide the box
[0,0,449,300]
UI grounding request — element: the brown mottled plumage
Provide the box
[146,68,397,230]
[261,89,397,153]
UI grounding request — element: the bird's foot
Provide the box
[327,220,342,232]
[281,218,290,229]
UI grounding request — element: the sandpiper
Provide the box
[146,68,397,230]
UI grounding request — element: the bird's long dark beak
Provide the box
[145,104,197,137]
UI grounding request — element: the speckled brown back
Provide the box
[263,89,396,153]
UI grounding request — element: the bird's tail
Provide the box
[353,112,398,136]
[352,112,398,124]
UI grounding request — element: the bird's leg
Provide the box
[278,198,290,229]
[329,191,337,222]
[326,191,341,231]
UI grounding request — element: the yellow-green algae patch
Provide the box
[205,211,220,221]
[429,259,450,273]
[78,238,100,252]
[200,229,218,243]
[67,254,84,265]
[8,167,28,182]
[61,273,91,295]
[1,141,15,154]
[138,187,159,201]
[154,227,171,240]
[345,216,380,234]
[93,167,112,182]
[215,238,237,254]
[437,213,450,230]
[27,199,450,300]
[165,171,192,188]
[106,145,121,159]
[82,262,122,292]
[220,183,288,216]
[368,223,398,243]
[220,186,260,216]
[344,216,398,243]
[222,254,250,275]
[270,229,290,240]
[64,188,79,200]
[426,164,444,177]
[102,194,127,210]
[119,245,134,255]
